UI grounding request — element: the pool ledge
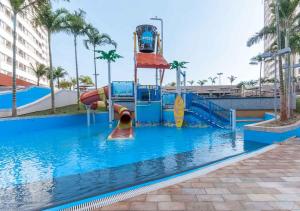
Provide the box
[244,118,300,144]
[49,144,277,211]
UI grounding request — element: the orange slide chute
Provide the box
[80,87,133,140]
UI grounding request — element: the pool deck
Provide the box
[97,139,300,211]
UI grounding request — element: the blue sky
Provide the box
[52,0,264,86]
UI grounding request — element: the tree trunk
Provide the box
[93,45,98,89]
[285,27,291,118]
[57,78,60,89]
[290,54,295,117]
[108,60,112,125]
[12,12,17,117]
[74,35,80,110]
[259,61,262,97]
[37,78,40,86]
[48,31,55,114]
[278,56,288,121]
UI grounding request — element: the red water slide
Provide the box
[80,86,133,140]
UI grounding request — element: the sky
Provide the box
[52,0,264,87]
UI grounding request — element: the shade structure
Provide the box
[136,53,170,69]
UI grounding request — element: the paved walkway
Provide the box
[97,139,300,211]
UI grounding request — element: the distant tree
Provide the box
[60,80,72,90]
[197,80,207,86]
[70,77,77,90]
[30,63,48,86]
[168,82,176,87]
[79,75,94,85]
[188,80,195,86]
[208,76,218,85]
[53,66,68,88]
[228,75,237,86]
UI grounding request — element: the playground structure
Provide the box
[80,24,236,140]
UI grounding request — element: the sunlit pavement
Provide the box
[98,139,300,211]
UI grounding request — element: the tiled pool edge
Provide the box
[47,143,278,211]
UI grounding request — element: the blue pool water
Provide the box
[0,86,50,109]
[0,114,267,210]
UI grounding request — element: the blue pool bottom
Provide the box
[0,113,268,210]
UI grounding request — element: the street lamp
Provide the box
[256,47,291,120]
[249,57,263,97]
[150,16,164,87]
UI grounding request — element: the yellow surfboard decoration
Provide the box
[174,95,185,128]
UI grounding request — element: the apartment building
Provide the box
[0,0,49,86]
[264,0,300,81]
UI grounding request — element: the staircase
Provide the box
[187,94,232,129]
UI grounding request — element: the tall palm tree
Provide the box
[97,49,122,124]
[63,9,87,110]
[30,63,48,86]
[170,60,188,94]
[33,3,68,113]
[53,66,68,88]
[70,77,77,90]
[208,76,217,85]
[228,75,237,86]
[84,25,117,89]
[8,0,52,116]
[197,80,207,86]
[247,0,300,121]
[188,80,194,86]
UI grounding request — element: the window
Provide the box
[6,56,12,65]
[5,40,11,49]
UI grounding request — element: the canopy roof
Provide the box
[136,53,170,69]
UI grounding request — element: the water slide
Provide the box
[80,86,133,140]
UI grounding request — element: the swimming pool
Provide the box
[0,114,268,210]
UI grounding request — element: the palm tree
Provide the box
[60,80,72,90]
[97,49,122,124]
[70,77,77,90]
[79,75,94,85]
[168,82,176,87]
[33,3,68,113]
[208,76,217,85]
[228,75,237,86]
[84,25,117,89]
[247,0,300,121]
[53,66,68,88]
[188,80,194,86]
[30,63,48,86]
[63,9,87,110]
[8,0,52,116]
[197,80,207,86]
[250,54,263,96]
[170,60,188,94]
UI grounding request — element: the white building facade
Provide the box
[0,0,49,86]
[264,0,300,81]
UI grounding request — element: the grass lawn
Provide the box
[21,104,106,117]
